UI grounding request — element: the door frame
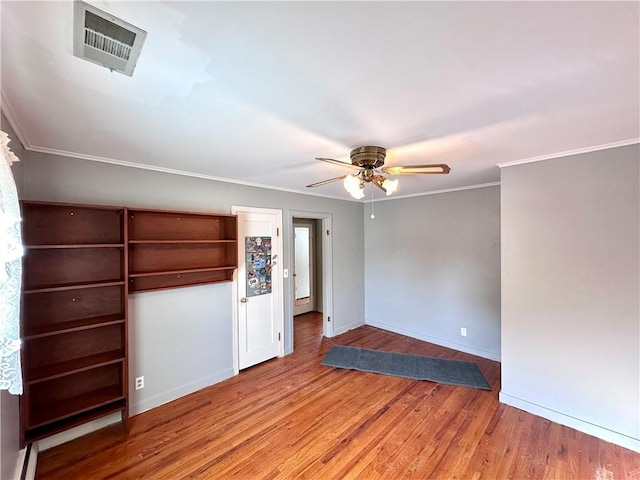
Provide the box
[287,210,334,352]
[293,220,315,316]
[231,206,284,375]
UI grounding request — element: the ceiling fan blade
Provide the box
[306,175,348,188]
[381,164,451,175]
[316,157,364,170]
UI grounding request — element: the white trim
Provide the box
[37,413,121,451]
[366,319,501,362]
[292,221,315,316]
[129,369,234,416]
[15,443,38,480]
[497,139,640,168]
[0,92,30,151]
[365,181,501,203]
[288,210,334,343]
[231,206,285,371]
[499,392,640,453]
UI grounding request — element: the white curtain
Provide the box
[0,130,23,395]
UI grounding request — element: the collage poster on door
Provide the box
[245,236,272,297]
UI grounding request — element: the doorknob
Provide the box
[240,297,247,303]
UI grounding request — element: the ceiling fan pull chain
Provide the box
[370,190,375,219]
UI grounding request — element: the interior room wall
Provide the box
[500,144,640,452]
[363,186,501,361]
[15,146,365,435]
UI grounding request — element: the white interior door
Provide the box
[233,207,283,370]
[293,223,314,316]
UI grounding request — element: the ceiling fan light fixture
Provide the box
[344,174,365,199]
[381,178,398,196]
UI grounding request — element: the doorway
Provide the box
[287,211,333,354]
[293,220,315,316]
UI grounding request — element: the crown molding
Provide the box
[3,91,635,203]
[0,105,359,203]
[0,91,32,150]
[366,181,501,203]
[497,139,640,169]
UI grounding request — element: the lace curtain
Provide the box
[0,130,23,394]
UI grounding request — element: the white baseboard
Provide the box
[15,442,38,480]
[366,319,501,362]
[129,368,234,415]
[500,392,640,453]
[37,413,122,452]
[332,320,364,337]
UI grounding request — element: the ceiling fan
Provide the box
[307,146,451,199]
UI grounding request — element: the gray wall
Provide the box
[0,391,19,480]
[16,148,365,423]
[364,186,501,361]
[500,144,640,452]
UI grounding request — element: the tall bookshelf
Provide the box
[20,201,128,446]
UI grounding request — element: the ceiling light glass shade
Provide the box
[343,174,365,199]
[382,178,398,195]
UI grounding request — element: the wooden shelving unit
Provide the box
[127,209,238,293]
[19,202,237,446]
[20,202,128,446]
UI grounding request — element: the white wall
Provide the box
[364,186,501,361]
[16,148,365,429]
[500,144,640,452]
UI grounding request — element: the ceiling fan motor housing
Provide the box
[350,146,386,168]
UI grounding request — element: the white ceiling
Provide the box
[1,1,638,201]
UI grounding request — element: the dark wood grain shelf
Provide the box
[20,201,128,447]
[23,401,126,445]
[26,352,125,384]
[127,208,237,292]
[24,280,125,294]
[20,202,238,445]
[24,314,125,339]
[129,266,236,277]
[27,244,125,249]
[128,239,236,244]
[28,386,125,429]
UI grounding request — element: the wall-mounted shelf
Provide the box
[127,209,238,293]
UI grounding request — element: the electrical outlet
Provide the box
[135,376,144,390]
[460,327,467,337]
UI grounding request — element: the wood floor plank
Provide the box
[36,312,640,479]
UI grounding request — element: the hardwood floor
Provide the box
[37,312,640,479]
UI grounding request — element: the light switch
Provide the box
[283,269,289,278]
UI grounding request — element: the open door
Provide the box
[293,222,314,316]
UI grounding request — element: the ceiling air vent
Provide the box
[73,1,147,77]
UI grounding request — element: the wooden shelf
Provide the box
[129,268,235,293]
[24,247,124,292]
[127,208,237,292]
[28,386,125,429]
[20,201,128,447]
[26,352,125,384]
[24,280,125,294]
[129,240,236,244]
[129,266,236,277]
[23,401,125,445]
[27,244,125,249]
[23,314,124,339]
